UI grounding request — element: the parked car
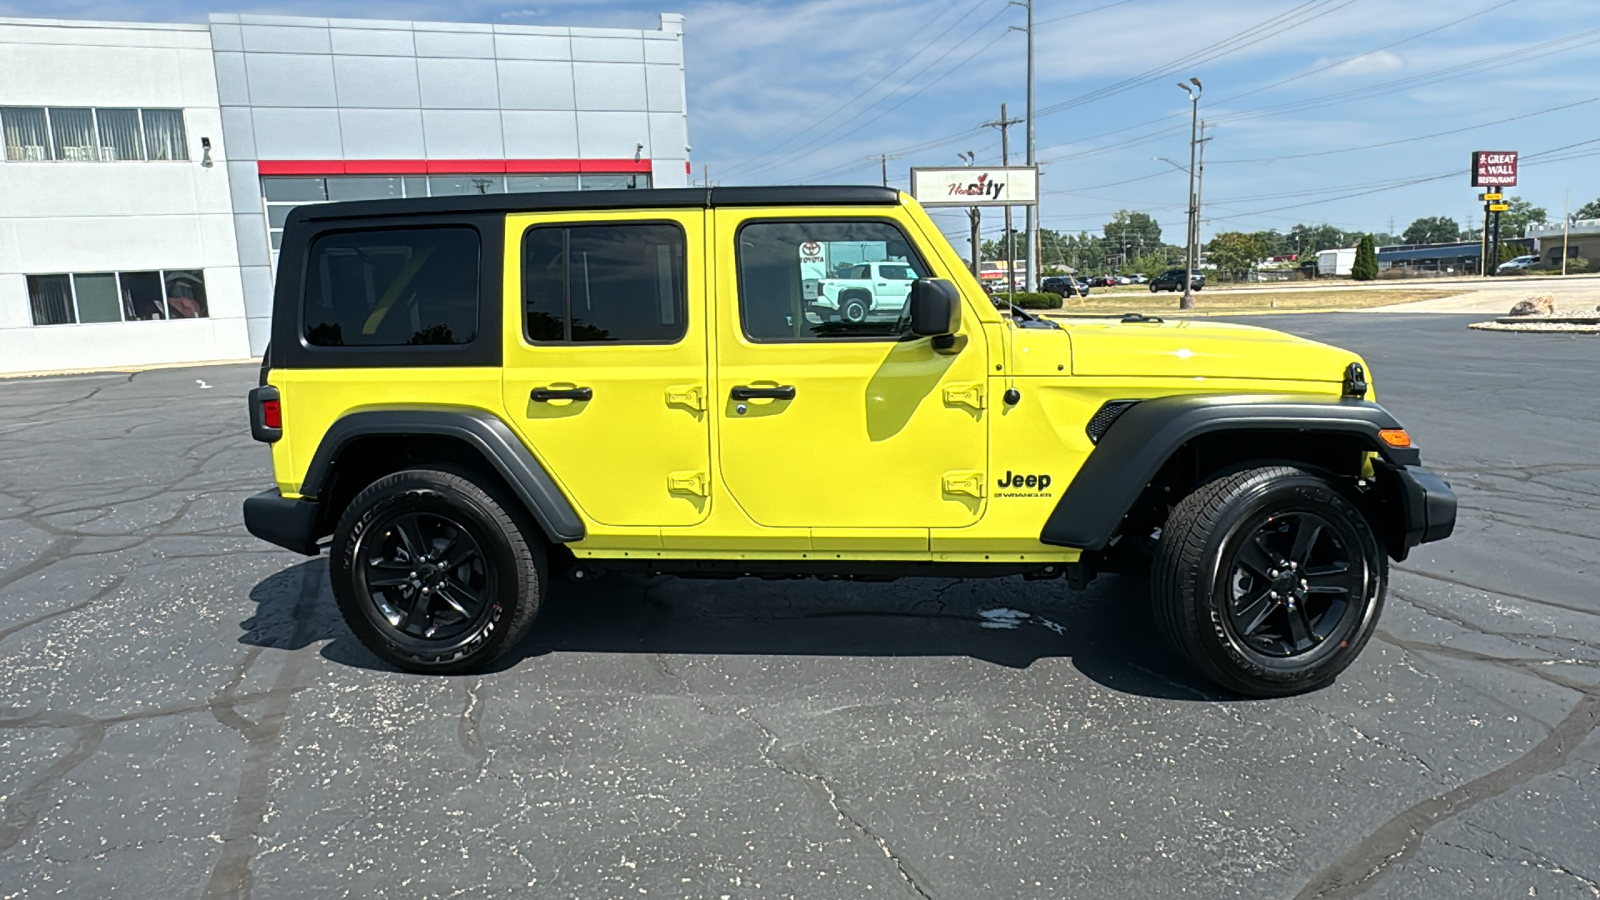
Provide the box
[243,184,1455,697]
[1149,268,1206,292]
[1114,275,1131,285]
[811,260,917,322]
[1087,275,1119,288]
[1040,276,1089,298]
[1128,273,1149,284]
[1496,255,1540,274]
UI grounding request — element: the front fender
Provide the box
[1039,394,1419,551]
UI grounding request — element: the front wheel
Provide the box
[1151,466,1385,697]
[330,467,545,673]
[1149,283,1159,293]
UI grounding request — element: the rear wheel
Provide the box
[330,467,545,673]
[840,293,871,323]
[1151,466,1385,697]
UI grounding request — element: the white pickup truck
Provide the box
[811,261,919,323]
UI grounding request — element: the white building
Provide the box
[0,11,689,376]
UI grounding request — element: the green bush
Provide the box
[993,291,1064,310]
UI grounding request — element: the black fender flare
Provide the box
[1039,395,1420,550]
[302,406,585,543]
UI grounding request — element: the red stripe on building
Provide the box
[257,158,653,176]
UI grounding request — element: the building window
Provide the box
[141,109,188,160]
[96,108,144,161]
[0,107,185,162]
[25,270,208,326]
[3,107,50,161]
[27,275,75,325]
[521,223,686,344]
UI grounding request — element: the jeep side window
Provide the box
[522,223,687,344]
[303,227,479,347]
[738,220,930,341]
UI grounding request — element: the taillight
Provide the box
[248,386,282,443]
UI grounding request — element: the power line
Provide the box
[1208,96,1600,164]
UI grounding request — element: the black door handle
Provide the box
[730,385,796,401]
[531,386,593,402]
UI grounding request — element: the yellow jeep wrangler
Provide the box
[243,186,1455,696]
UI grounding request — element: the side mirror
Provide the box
[909,278,960,337]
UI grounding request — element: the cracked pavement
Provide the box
[1,313,1597,899]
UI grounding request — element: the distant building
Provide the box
[1,11,689,375]
[1528,219,1600,267]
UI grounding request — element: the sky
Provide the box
[9,0,1599,249]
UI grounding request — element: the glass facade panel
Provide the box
[73,274,123,323]
[95,108,144,161]
[326,176,403,201]
[3,107,51,160]
[263,177,328,202]
[507,175,580,193]
[49,108,98,161]
[581,174,648,190]
[428,175,505,196]
[27,275,75,325]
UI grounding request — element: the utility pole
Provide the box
[982,103,1024,294]
[1009,0,1036,291]
[867,153,901,188]
[1563,189,1571,276]
[960,151,981,278]
[1194,121,1212,276]
[1177,78,1201,309]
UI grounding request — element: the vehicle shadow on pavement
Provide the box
[240,559,1232,702]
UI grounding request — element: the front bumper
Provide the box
[243,489,323,556]
[1391,464,1457,558]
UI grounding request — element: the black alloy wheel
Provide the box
[841,295,870,323]
[1221,511,1366,659]
[356,511,491,644]
[1152,466,1385,697]
[330,467,545,673]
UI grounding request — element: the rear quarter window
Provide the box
[303,227,480,347]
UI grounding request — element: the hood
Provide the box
[1008,317,1362,384]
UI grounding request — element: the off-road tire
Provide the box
[330,467,545,674]
[840,293,871,323]
[1151,466,1385,697]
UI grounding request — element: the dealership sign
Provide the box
[1471,151,1518,187]
[910,166,1038,206]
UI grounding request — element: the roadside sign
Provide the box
[910,166,1038,207]
[1488,203,1510,212]
[1479,192,1503,202]
[1471,151,1517,187]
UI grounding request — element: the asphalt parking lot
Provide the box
[2,313,1597,899]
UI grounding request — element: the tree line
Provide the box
[987,194,1591,280]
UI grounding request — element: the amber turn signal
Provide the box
[1378,428,1411,448]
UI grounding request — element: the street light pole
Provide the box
[960,151,981,279]
[1178,78,1201,310]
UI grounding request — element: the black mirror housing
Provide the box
[909,279,961,337]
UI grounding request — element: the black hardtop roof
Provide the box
[290,185,903,223]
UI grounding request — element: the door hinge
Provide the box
[668,470,709,497]
[942,471,985,498]
[943,383,986,410]
[665,384,705,412]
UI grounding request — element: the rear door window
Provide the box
[521,222,687,344]
[303,227,480,347]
